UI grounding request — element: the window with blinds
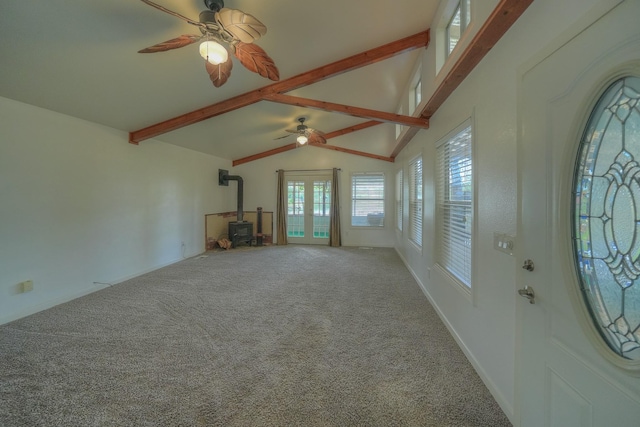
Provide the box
[351,173,385,227]
[396,169,403,231]
[409,158,423,246]
[437,123,472,287]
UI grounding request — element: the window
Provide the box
[414,79,422,108]
[409,78,422,115]
[396,169,403,231]
[437,123,472,287]
[287,180,305,237]
[313,180,331,238]
[396,105,405,139]
[409,158,423,246]
[351,173,385,227]
[446,0,471,57]
[573,75,640,360]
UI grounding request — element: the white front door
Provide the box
[286,175,331,245]
[518,1,640,426]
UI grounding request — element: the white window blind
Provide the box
[437,124,472,287]
[396,169,403,231]
[351,173,385,227]
[409,158,423,246]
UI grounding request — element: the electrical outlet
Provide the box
[19,280,33,293]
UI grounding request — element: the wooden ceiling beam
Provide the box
[265,94,430,128]
[390,0,533,157]
[390,127,420,159]
[232,120,386,166]
[309,142,394,163]
[323,120,383,139]
[232,143,298,167]
[129,30,430,144]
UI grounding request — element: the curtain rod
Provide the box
[275,168,341,173]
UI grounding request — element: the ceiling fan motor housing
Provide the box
[204,0,224,12]
[199,10,216,24]
[296,117,307,132]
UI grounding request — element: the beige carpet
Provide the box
[0,245,511,426]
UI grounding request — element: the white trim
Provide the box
[350,171,386,228]
[435,117,474,296]
[0,253,199,326]
[395,247,515,424]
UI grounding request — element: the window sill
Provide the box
[433,263,472,303]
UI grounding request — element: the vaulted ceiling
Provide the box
[0,1,530,165]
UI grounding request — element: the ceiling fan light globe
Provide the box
[297,135,308,145]
[199,41,228,65]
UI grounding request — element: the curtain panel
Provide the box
[276,169,288,245]
[329,167,341,247]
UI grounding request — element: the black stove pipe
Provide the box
[218,169,244,222]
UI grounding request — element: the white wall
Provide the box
[0,97,234,324]
[393,0,616,423]
[234,145,397,247]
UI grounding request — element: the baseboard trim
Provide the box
[394,247,515,424]
[0,252,199,326]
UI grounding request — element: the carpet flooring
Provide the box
[0,245,511,426]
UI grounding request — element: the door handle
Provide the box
[522,259,535,272]
[518,285,535,304]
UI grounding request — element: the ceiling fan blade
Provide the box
[273,134,292,140]
[205,57,233,88]
[139,0,206,29]
[308,130,327,145]
[216,8,267,44]
[138,35,201,53]
[233,42,279,81]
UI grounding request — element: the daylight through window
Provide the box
[446,0,471,57]
[351,173,385,227]
[437,123,473,287]
[409,158,423,246]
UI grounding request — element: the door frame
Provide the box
[285,172,332,245]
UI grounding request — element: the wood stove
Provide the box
[219,169,254,248]
[228,221,253,248]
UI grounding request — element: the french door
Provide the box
[286,175,331,245]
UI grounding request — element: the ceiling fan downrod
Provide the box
[204,0,224,12]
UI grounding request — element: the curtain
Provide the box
[276,169,288,245]
[329,167,341,247]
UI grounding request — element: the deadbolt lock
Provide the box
[522,259,535,272]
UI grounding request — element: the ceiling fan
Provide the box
[275,118,327,145]
[137,0,279,88]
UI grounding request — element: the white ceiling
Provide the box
[0,1,440,162]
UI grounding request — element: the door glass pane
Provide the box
[313,180,331,239]
[287,181,304,237]
[573,75,640,360]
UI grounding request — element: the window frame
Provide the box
[414,78,422,108]
[445,0,471,58]
[409,156,423,248]
[396,169,403,231]
[436,119,474,293]
[350,172,386,228]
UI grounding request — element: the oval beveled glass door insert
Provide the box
[573,75,640,360]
